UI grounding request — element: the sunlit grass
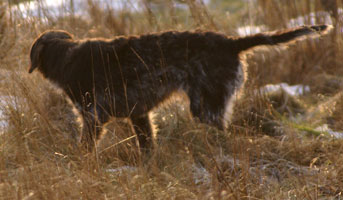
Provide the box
[0,0,343,199]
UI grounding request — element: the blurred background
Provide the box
[2,0,342,83]
[1,0,343,199]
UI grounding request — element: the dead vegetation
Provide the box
[0,0,343,199]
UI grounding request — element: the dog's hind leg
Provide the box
[188,88,230,130]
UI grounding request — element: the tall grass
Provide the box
[0,0,343,199]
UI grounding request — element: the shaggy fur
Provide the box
[29,25,331,151]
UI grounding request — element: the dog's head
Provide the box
[29,30,73,73]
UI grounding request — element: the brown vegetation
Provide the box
[1,0,343,199]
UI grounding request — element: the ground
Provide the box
[1,0,343,199]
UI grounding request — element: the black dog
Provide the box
[29,25,331,151]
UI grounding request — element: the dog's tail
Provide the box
[233,25,332,52]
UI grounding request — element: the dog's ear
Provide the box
[28,40,44,73]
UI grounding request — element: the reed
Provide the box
[0,0,342,199]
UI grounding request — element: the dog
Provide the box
[29,25,331,151]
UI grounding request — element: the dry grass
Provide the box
[1,0,343,199]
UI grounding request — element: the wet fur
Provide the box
[29,25,331,151]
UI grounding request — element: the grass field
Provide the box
[1,0,343,199]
